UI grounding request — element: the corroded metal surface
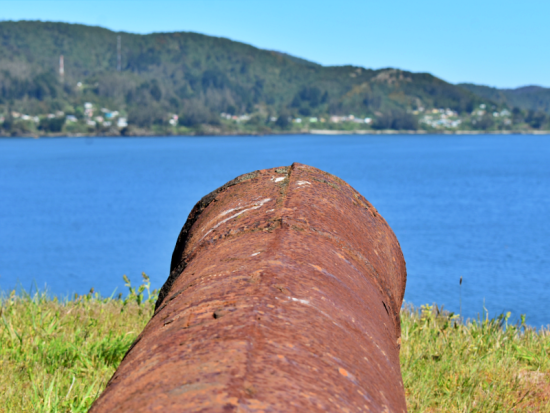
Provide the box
[90,163,407,412]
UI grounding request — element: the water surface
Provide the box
[1,134,548,325]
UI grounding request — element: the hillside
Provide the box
[460,83,550,116]
[0,21,547,135]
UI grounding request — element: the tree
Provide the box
[39,117,65,132]
[476,114,494,130]
[372,111,417,130]
[275,113,290,129]
[526,110,547,129]
[178,104,218,127]
[150,82,162,102]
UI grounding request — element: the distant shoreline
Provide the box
[1,129,550,139]
[309,129,550,135]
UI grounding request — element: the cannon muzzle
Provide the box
[91,163,407,412]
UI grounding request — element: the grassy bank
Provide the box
[401,305,550,411]
[1,277,549,412]
[0,275,156,412]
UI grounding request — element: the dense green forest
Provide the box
[459,83,550,128]
[0,21,548,136]
[459,84,550,114]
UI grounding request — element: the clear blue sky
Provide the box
[1,0,548,88]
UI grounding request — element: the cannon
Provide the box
[90,163,407,412]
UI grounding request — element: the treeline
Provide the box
[0,21,548,135]
[460,84,550,115]
[470,107,549,130]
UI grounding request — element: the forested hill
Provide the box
[459,84,550,115]
[0,21,547,135]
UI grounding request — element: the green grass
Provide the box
[1,279,550,412]
[0,274,156,412]
[401,305,550,412]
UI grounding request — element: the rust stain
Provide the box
[90,163,408,413]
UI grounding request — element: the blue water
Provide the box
[1,135,549,326]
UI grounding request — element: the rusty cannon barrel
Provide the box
[91,163,407,412]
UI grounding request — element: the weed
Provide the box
[401,304,550,411]
[0,275,157,412]
[2,281,550,412]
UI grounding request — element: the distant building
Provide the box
[168,114,178,126]
[105,111,119,119]
[59,55,64,77]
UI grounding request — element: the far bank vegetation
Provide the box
[1,22,549,137]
